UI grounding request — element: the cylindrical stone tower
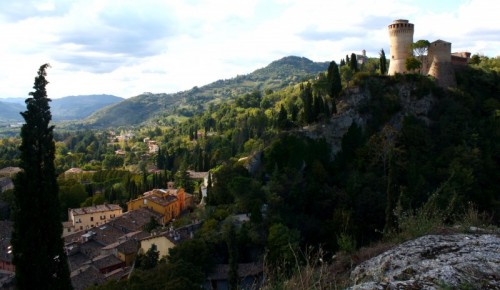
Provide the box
[387,19,414,75]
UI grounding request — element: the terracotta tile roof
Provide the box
[101,231,148,255]
[70,265,105,290]
[140,222,202,245]
[64,208,161,246]
[70,204,122,216]
[86,254,124,272]
[68,251,90,272]
[103,267,130,281]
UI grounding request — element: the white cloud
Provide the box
[0,0,498,99]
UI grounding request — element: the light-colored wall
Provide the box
[140,236,175,259]
[427,41,456,87]
[388,20,414,75]
[68,208,122,232]
[127,192,182,225]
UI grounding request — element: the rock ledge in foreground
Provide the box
[350,234,500,289]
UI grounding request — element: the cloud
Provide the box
[1,0,499,100]
[0,1,71,22]
[45,1,178,73]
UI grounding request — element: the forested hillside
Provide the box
[1,54,499,289]
[82,56,329,128]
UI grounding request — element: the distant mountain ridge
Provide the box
[0,101,24,122]
[50,94,123,121]
[0,94,123,123]
[83,56,330,128]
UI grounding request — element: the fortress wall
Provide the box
[428,41,452,63]
[428,40,455,87]
[428,61,456,88]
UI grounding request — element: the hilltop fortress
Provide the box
[387,19,470,87]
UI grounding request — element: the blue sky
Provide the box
[0,0,498,99]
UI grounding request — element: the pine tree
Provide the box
[12,64,73,289]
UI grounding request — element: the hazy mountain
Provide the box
[50,94,123,121]
[0,94,123,123]
[0,101,24,122]
[84,56,330,128]
[0,98,25,105]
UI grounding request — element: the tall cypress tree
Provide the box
[326,61,341,114]
[350,53,358,72]
[12,64,73,289]
[380,49,387,75]
[300,82,313,124]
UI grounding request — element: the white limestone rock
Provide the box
[349,234,500,290]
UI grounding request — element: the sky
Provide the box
[0,0,499,99]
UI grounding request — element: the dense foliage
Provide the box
[1,55,499,289]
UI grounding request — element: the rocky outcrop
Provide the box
[349,234,500,289]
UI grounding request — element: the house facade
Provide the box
[127,182,193,225]
[64,204,123,236]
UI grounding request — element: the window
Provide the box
[90,217,94,221]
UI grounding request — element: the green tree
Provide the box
[59,179,87,220]
[405,56,421,73]
[266,223,299,274]
[277,104,288,129]
[224,223,239,290]
[412,40,430,73]
[412,40,430,58]
[379,49,387,75]
[340,66,354,88]
[350,53,358,72]
[12,64,73,289]
[469,54,481,65]
[326,61,341,114]
[300,82,314,123]
[138,244,159,270]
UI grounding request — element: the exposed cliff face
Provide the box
[301,79,436,157]
[349,234,500,289]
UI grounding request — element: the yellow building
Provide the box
[64,204,123,236]
[139,233,176,259]
[139,222,200,259]
[127,182,193,225]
